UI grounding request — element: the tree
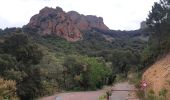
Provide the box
[111,50,136,77]
[62,55,112,90]
[62,56,86,89]
[0,54,17,76]
[2,33,43,65]
[0,33,44,99]
[145,0,170,64]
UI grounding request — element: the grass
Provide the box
[129,72,168,100]
[115,74,127,83]
[128,72,142,88]
[99,94,107,100]
[166,80,170,85]
[136,88,168,100]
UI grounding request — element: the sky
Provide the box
[0,0,159,30]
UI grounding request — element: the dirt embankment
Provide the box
[143,53,170,97]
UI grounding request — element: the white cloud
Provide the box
[0,0,159,30]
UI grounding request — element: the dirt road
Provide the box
[40,82,138,100]
[111,82,138,100]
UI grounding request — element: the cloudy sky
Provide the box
[0,0,159,30]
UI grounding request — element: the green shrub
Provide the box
[159,88,168,98]
[115,74,126,82]
[62,55,112,90]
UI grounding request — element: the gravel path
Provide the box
[111,82,139,100]
[40,82,138,100]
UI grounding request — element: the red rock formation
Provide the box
[67,11,109,31]
[25,7,109,41]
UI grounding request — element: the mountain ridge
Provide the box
[25,6,109,41]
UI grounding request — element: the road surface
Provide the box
[111,82,138,100]
[40,82,139,100]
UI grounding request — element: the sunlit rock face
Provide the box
[67,11,109,31]
[25,7,109,41]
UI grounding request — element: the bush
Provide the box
[137,88,167,100]
[159,88,168,98]
[62,55,112,90]
[0,78,19,100]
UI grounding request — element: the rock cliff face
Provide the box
[67,11,109,31]
[25,7,109,41]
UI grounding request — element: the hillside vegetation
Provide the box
[0,28,148,100]
[1,0,170,99]
[142,0,170,67]
[141,0,170,99]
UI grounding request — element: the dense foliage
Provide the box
[142,0,170,67]
[0,25,148,99]
[0,33,43,99]
[62,55,112,90]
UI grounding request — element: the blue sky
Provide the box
[0,0,159,30]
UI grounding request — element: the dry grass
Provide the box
[142,53,170,99]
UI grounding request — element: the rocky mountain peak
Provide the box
[56,7,63,12]
[25,6,109,41]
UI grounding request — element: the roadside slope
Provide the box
[143,53,170,97]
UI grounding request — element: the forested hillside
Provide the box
[0,25,148,100]
[4,2,170,99]
[1,0,170,100]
